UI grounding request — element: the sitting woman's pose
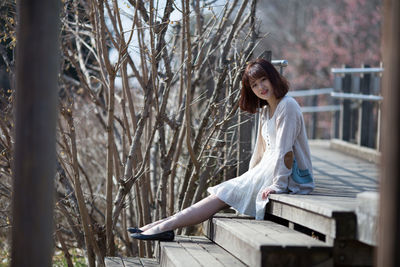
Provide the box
[130,58,315,241]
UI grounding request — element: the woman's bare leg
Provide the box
[141,195,228,235]
[138,217,169,232]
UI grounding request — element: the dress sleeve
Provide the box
[249,109,266,170]
[268,99,301,193]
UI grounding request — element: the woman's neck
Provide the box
[268,97,280,117]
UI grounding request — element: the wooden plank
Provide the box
[268,194,358,218]
[356,192,379,246]
[266,199,337,238]
[266,197,358,240]
[210,218,262,267]
[122,257,143,267]
[239,219,329,248]
[330,139,380,163]
[176,236,226,267]
[310,141,379,197]
[203,212,254,239]
[105,257,124,267]
[138,258,160,267]
[223,218,330,248]
[209,218,331,267]
[160,236,245,267]
[105,257,159,267]
[160,237,202,267]
[190,236,246,266]
[177,236,245,267]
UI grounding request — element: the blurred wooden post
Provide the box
[359,65,374,148]
[332,75,341,139]
[340,71,352,141]
[378,0,400,266]
[311,95,318,139]
[11,1,60,267]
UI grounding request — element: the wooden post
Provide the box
[332,75,341,139]
[351,76,359,143]
[340,72,352,141]
[311,95,318,139]
[11,1,60,267]
[378,0,400,266]
[360,65,375,148]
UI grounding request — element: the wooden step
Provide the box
[105,257,159,267]
[159,235,246,267]
[264,141,379,244]
[266,194,358,242]
[356,191,379,246]
[203,217,332,267]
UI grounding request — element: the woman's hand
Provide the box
[261,188,276,200]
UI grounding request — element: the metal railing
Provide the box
[272,60,288,75]
[267,61,383,151]
[330,67,383,151]
[330,92,383,102]
[331,67,384,74]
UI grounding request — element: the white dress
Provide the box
[207,95,314,220]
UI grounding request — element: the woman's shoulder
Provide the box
[278,95,301,113]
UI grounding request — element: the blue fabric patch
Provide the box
[291,158,313,184]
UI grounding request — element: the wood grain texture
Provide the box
[105,257,159,267]
[105,257,124,267]
[209,218,331,267]
[159,235,245,267]
[265,141,378,241]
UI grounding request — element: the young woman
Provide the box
[130,58,315,241]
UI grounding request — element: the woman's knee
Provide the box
[209,195,229,209]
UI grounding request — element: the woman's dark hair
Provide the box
[239,58,289,113]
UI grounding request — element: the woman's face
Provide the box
[250,76,276,103]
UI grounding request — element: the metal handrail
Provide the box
[331,67,384,74]
[271,60,288,67]
[301,105,341,113]
[288,88,333,97]
[330,92,383,102]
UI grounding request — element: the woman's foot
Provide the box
[130,230,175,241]
[131,217,170,233]
[127,227,143,234]
[141,225,167,235]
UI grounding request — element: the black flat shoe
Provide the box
[130,230,174,241]
[127,227,143,234]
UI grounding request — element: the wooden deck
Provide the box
[310,140,379,197]
[106,140,380,267]
[203,217,331,267]
[105,257,159,267]
[159,236,246,267]
[267,141,378,246]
